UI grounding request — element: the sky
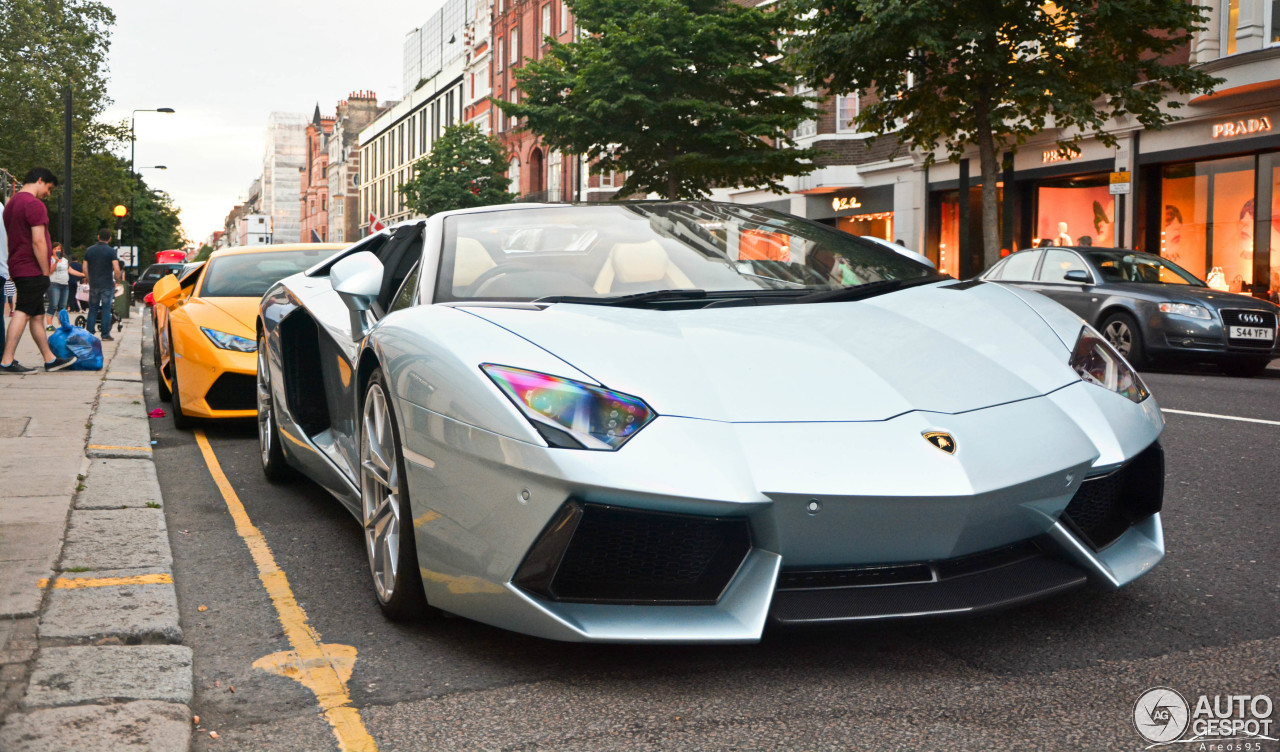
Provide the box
[102,0,443,245]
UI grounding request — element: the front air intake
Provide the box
[514,502,752,605]
[1062,441,1164,550]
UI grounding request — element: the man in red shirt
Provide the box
[1,168,76,373]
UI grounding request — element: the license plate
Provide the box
[1229,325,1274,341]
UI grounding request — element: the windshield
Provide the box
[201,249,341,298]
[437,203,940,302]
[1085,251,1205,286]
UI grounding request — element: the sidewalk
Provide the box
[0,311,192,751]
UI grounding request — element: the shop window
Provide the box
[1161,156,1255,293]
[1267,159,1280,300]
[835,212,894,242]
[1271,0,1280,44]
[1035,173,1115,248]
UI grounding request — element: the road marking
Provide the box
[194,429,378,752]
[1162,408,1280,427]
[88,444,152,452]
[38,573,173,589]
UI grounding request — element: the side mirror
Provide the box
[1064,269,1091,283]
[330,251,384,341]
[152,275,182,308]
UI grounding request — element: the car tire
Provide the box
[1220,358,1270,378]
[1100,312,1146,368]
[169,328,193,430]
[154,317,172,402]
[360,368,429,621]
[257,335,292,482]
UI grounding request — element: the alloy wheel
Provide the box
[361,383,401,603]
[257,346,273,468]
[1104,320,1133,356]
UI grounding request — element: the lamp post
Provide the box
[130,108,175,269]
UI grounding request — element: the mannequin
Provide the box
[1055,221,1073,247]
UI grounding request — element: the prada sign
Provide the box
[1212,116,1272,139]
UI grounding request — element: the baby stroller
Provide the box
[72,283,124,333]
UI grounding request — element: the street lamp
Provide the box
[129,107,175,267]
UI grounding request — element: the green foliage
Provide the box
[499,0,818,199]
[399,124,516,216]
[0,0,186,262]
[194,245,215,262]
[787,0,1221,263]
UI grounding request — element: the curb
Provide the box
[0,310,192,752]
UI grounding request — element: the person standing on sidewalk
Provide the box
[0,194,8,357]
[84,228,122,341]
[0,168,76,374]
[45,243,71,330]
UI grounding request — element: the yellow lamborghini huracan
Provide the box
[153,243,343,429]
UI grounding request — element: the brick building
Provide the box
[300,105,336,243]
[327,92,385,244]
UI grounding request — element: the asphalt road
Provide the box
[140,323,1280,751]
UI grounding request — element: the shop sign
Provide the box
[1042,147,1081,164]
[1109,171,1131,195]
[1211,116,1272,139]
[831,195,862,212]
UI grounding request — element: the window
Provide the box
[561,1,569,36]
[548,150,562,201]
[389,262,420,313]
[511,27,520,63]
[541,4,552,41]
[321,196,326,211]
[836,94,859,133]
[1267,0,1280,44]
[1039,250,1090,283]
[795,120,816,139]
[509,157,521,194]
[1224,0,1240,54]
[496,38,504,72]
[998,250,1042,281]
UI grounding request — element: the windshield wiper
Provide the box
[536,289,711,307]
[793,275,945,304]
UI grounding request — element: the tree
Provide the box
[399,124,516,216]
[499,0,818,199]
[193,245,215,262]
[786,0,1221,267]
[129,184,186,269]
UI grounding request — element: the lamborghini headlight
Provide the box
[1069,326,1148,403]
[200,327,257,352]
[481,364,655,450]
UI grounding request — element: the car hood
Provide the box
[1105,283,1279,311]
[462,282,1082,422]
[184,297,257,337]
[192,296,259,334]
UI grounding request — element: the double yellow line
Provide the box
[194,429,378,752]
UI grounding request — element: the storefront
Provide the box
[806,186,895,242]
[1137,111,1280,302]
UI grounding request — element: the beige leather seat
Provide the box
[452,237,496,292]
[592,240,695,295]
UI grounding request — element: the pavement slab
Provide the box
[0,699,191,752]
[0,442,84,498]
[60,509,171,571]
[40,583,182,644]
[100,379,145,399]
[0,496,72,618]
[76,458,164,510]
[87,415,153,459]
[24,645,193,707]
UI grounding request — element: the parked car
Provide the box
[152,244,342,428]
[131,263,184,300]
[257,201,1166,643]
[981,246,1279,377]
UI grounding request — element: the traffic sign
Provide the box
[1109,171,1131,195]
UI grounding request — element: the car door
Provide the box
[315,224,428,482]
[1028,249,1098,320]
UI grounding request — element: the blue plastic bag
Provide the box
[49,310,103,370]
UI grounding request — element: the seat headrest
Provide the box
[453,237,496,289]
[609,241,670,284]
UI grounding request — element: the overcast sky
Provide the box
[103,0,441,244]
